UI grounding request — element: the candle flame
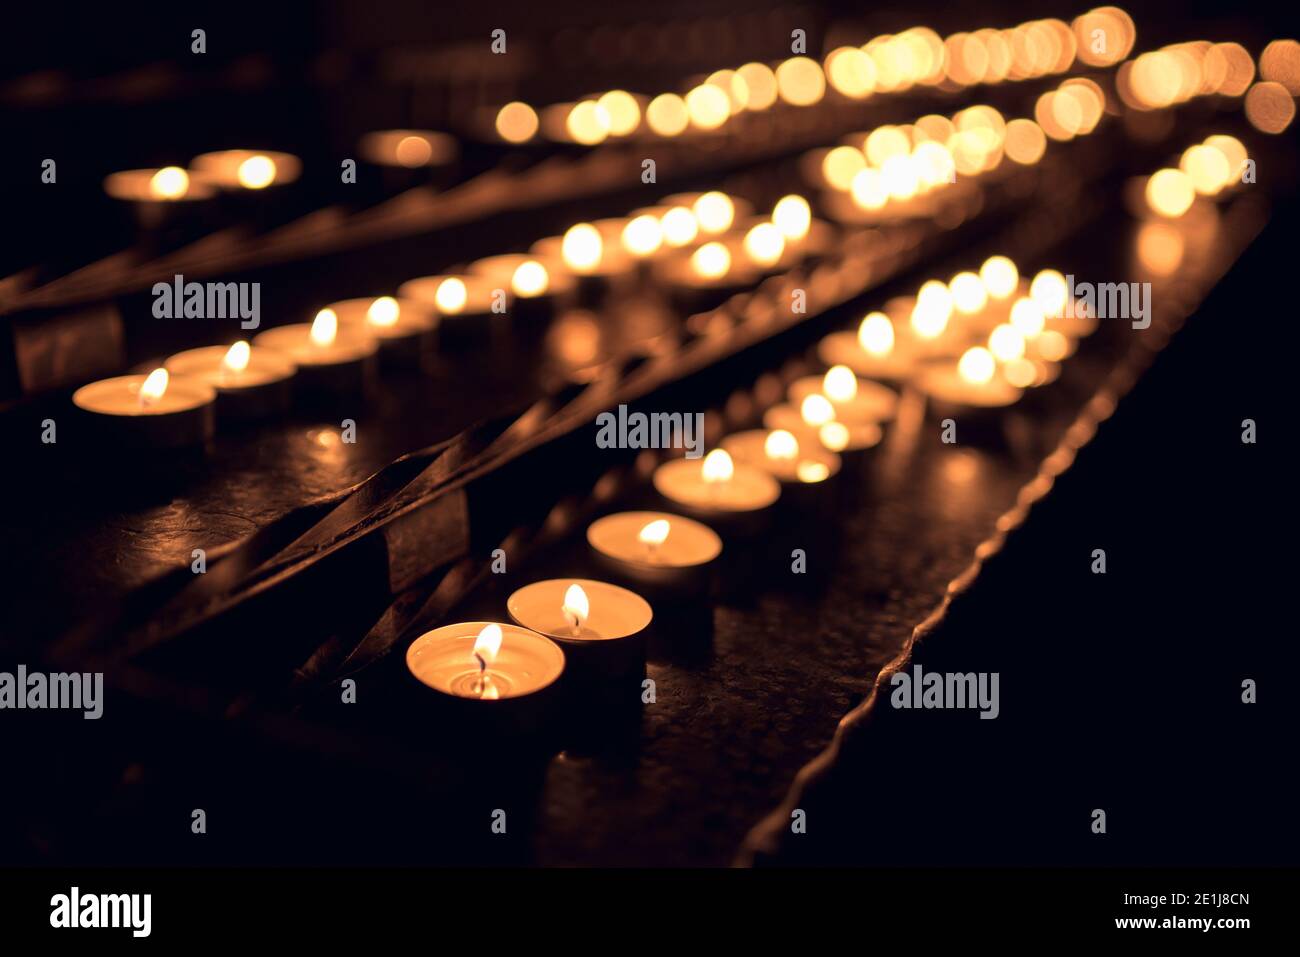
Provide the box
[562,584,590,631]
[223,340,251,374]
[511,260,550,297]
[819,421,850,451]
[743,222,785,267]
[622,215,664,258]
[472,623,503,666]
[979,255,1019,299]
[797,461,830,483]
[237,154,276,189]
[310,309,338,347]
[562,224,603,273]
[435,278,468,314]
[139,367,169,407]
[958,347,996,385]
[800,393,835,427]
[1029,269,1069,319]
[823,365,858,402]
[912,280,953,339]
[691,242,731,280]
[701,448,734,483]
[660,207,698,247]
[638,518,671,547]
[764,429,799,460]
[693,192,735,234]
[149,166,189,200]
[857,312,895,356]
[1010,297,1046,338]
[771,194,811,240]
[366,296,400,328]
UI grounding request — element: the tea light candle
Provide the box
[324,296,437,361]
[762,402,883,454]
[406,622,565,719]
[653,449,781,523]
[358,130,458,169]
[657,241,759,312]
[164,340,295,421]
[788,366,898,423]
[72,367,216,449]
[508,580,653,681]
[253,308,379,394]
[398,274,500,347]
[469,255,572,332]
[587,511,722,592]
[103,166,217,204]
[915,347,1023,410]
[189,150,302,190]
[720,429,841,485]
[817,312,919,382]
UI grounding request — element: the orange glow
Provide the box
[395,135,434,167]
[622,215,664,258]
[850,167,888,210]
[772,195,812,241]
[660,207,699,247]
[823,365,858,402]
[858,312,895,356]
[743,223,785,267]
[1180,144,1231,196]
[701,449,735,483]
[819,422,850,451]
[823,146,867,190]
[693,192,735,234]
[149,166,189,199]
[776,57,826,106]
[958,347,996,385]
[597,90,641,135]
[646,93,689,136]
[1004,118,1047,165]
[310,309,339,346]
[473,623,503,665]
[1145,168,1196,217]
[1010,297,1047,337]
[989,323,1026,361]
[236,154,276,189]
[800,394,835,427]
[223,341,251,373]
[562,584,590,630]
[562,224,603,273]
[949,271,989,316]
[566,101,611,145]
[737,63,778,110]
[367,296,400,327]
[496,102,539,143]
[797,461,831,484]
[1029,270,1069,318]
[139,367,169,406]
[435,278,468,314]
[691,242,731,279]
[1260,39,1300,95]
[638,519,671,548]
[980,256,1019,299]
[913,280,953,338]
[1136,222,1185,276]
[685,84,730,130]
[1244,81,1296,134]
[825,46,878,98]
[511,261,550,297]
[764,429,799,461]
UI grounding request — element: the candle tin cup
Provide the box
[816,330,918,384]
[398,274,502,351]
[164,345,296,422]
[189,149,302,229]
[508,579,653,685]
[652,455,781,535]
[72,372,216,450]
[325,296,437,367]
[586,511,722,599]
[357,129,460,195]
[913,360,1025,448]
[103,167,220,250]
[252,323,379,398]
[787,375,899,424]
[468,255,574,343]
[405,621,566,736]
[656,249,760,316]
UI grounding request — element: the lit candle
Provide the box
[189,150,301,190]
[586,511,722,593]
[252,308,379,394]
[164,340,296,421]
[321,296,437,361]
[468,255,572,332]
[787,366,898,423]
[397,274,499,348]
[762,396,883,454]
[406,622,565,722]
[719,429,842,486]
[508,579,653,682]
[816,312,918,382]
[103,166,216,204]
[915,346,1023,410]
[72,367,216,449]
[652,448,781,526]
[358,130,458,169]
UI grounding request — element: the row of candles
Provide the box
[408,250,1095,709]
[491,8,1136,146]
[70,189,830,445]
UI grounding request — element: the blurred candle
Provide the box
[73,367,216,448]
[164,340,295,420]
[253,309,379,393]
